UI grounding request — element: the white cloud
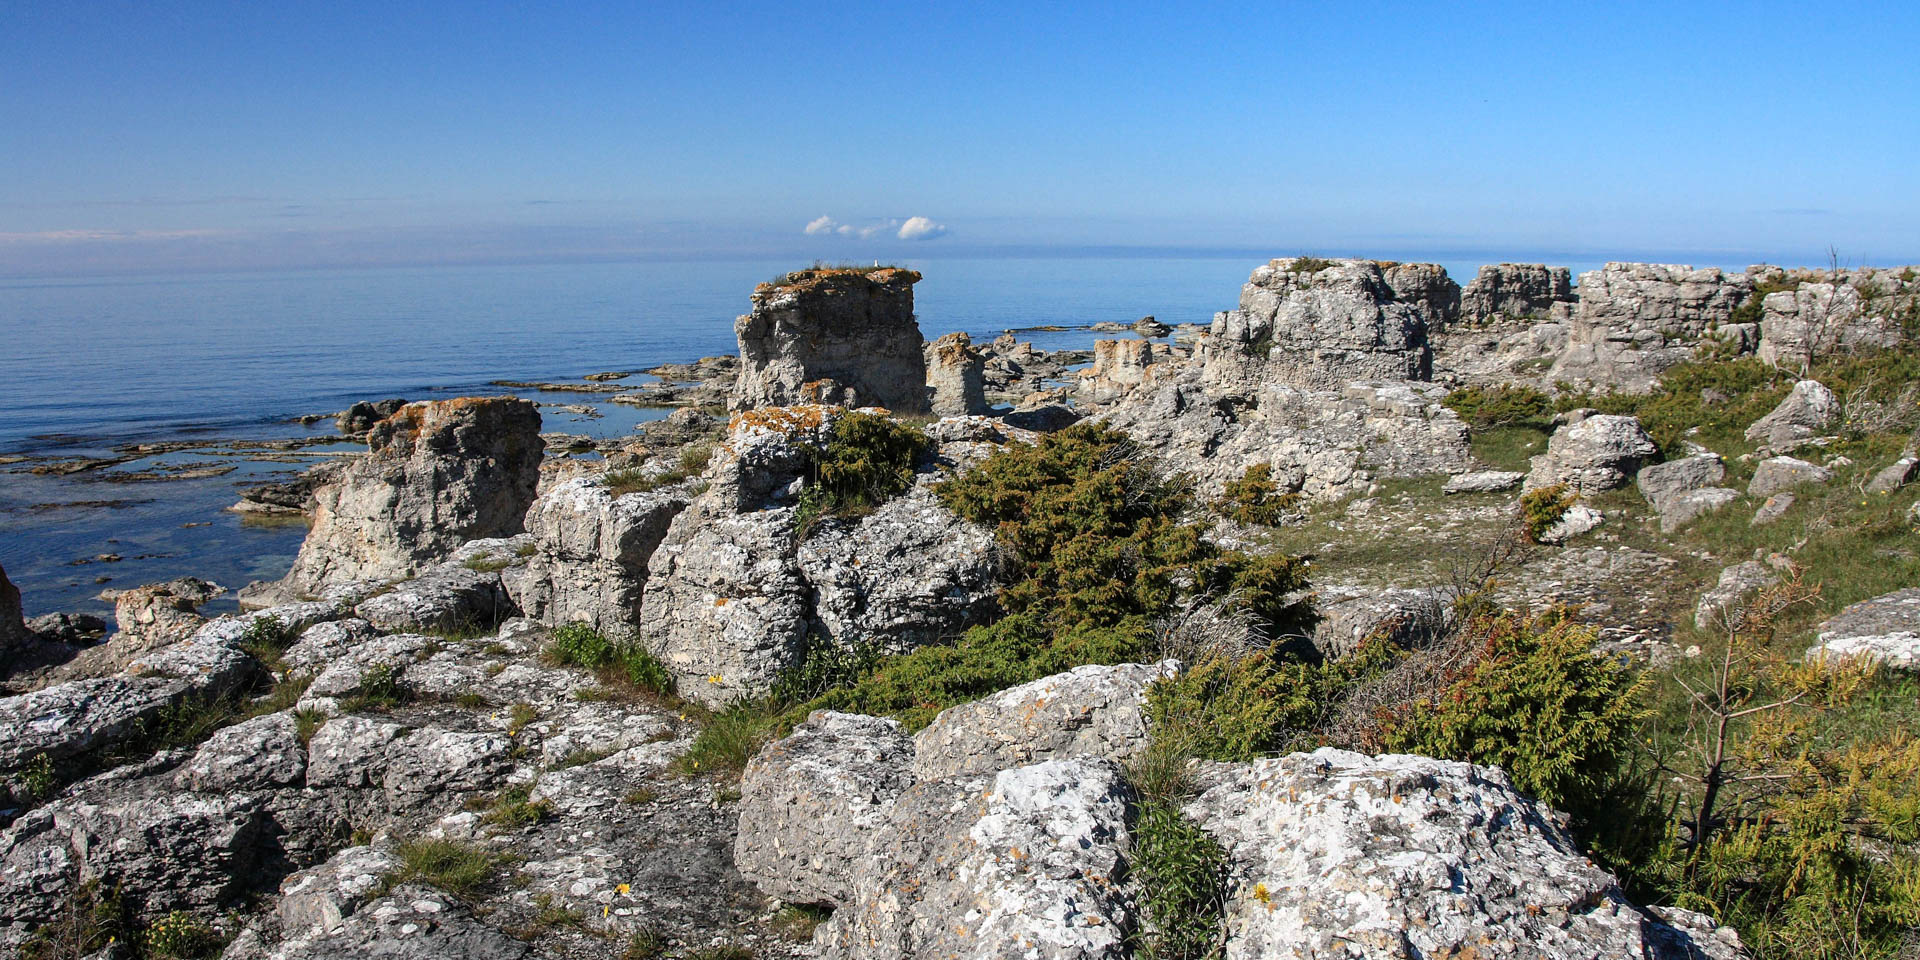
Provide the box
[802,215,948,241]
[896,216,947,241]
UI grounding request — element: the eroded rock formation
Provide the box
[924,331,987,416]
[732,267,929,414]
[268,397,544,598]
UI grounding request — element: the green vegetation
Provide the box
[796,422,1314,730]
[771,904,832,943]
[18,880,132,960]
[510,893,584,939]
[385,838,515,899]
[684,946,755,960]
[142,911,216,960]
[620,927,668,959]
[462,555,512,573]
[555,745,617,769]
[1214,462,1299,526]
[1442,383,1555,430]
[1285,255,1335,273]
[339,663,407,713]
[793,411,930,538]
[235,614,296,668]
[604,443,716,497]
[1519,483,1573,543]
[480,782,550,828]
[545,623,677,700]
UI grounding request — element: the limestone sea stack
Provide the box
[266,397,544,598]
[731,266,930,414]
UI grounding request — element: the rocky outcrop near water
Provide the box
[1550,263,1753,390]
[732,267,930,414]
[1379,261,1460,331]
[1459,262,1575,321]
[505,477,693,635]
[638,406,1001,705]
[262,397,544,600]
[333,398,408,435]
[924,331,988,416]
[0,564,30,669]
[1216,258,1433,389]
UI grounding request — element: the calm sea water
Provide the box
[0,256,1274,618]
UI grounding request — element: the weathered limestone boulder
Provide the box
[1658,487,1741,533]
[0,604,338,782]
[1441,470,1524,494]
[272,398,544,596]
[1756,268,1917,368]
[1695,561,1781,631]
[1212,258,1431,389]
[640,507,809,706]
[1744,380,1839,450]
[1458,263,1574,321]
[1184,749,1745,960]
[1636,454,1726,510]
[910,661,1177,780]
[797,487,1001,654]
[925,332,988,416]
[1747,456,1833,498]
[1867,455,1919,493]
[732,267,929,414]
[1537,503,1605,543]
[1079,338,1158,405]
[1551,263,1752,390]
[1751,492,1795,525]
[815,757,1136,960]
[174,711,308,793]
[1102,379,1473,500]
[1805,587,1920,670]
[0,787,269,929]
[334,397,407,435]
[1524,414,1657,493]
[1310,587,1448,661]
[1379,262,1460,331]
[506,477,692,635]
[23,612,107,646]
[231,885,530,960]
[108,576,224,651]
[354,560,513,635]
[735,711,917,907]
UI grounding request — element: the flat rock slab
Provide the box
[1806,587,1920,670]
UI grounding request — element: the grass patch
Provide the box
[555,746,616,770]
[545,623,678,701]
[1467,423,1550,472]
[622,787,658,805]
[293,707,327,745]
[509,893,584,940]
[605,443,716,497]
[384,838,515,899]
[685,946,755,960]
[506,702,538,737]
[462,555,513,573]
[620,927,668,959]
[338,663,408,713]
[772,904,832,943]
[481,782,550,828]
[674,701,786,780]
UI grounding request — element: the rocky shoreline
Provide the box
[3,257,1918,958]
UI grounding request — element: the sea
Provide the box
[4,255,1352,620]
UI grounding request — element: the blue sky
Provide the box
[4,1,1917,275]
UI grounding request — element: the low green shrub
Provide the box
[1286,255,1335,273]
[1214,463,1299,526]
[605,443,715,497]
[1519,484,1573,543]
[1129,800,1227,960]
[1443,383,1555,429]
[794,411,930,537]
[1374,609,1645,817]
[142,910,216,960]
